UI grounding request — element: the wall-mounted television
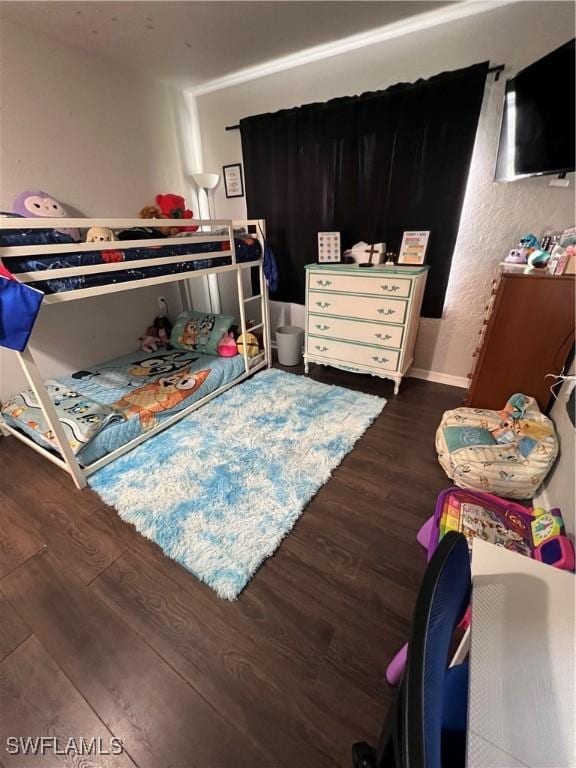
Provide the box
[495,39,575,181]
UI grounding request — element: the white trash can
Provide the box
[276,325,304,366]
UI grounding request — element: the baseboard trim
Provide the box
[271,344,468,389]
[407,367,468,389]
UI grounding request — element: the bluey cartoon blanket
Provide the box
[1,348,246,464]
[1,382,122,457]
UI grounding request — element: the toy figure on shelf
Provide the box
[505,233,539,265]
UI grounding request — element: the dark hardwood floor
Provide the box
[0,363,463,768]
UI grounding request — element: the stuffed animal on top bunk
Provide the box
[86,227,116,243]
[140,315,173,353]
[139,193,199,236]
[13,190,80,240]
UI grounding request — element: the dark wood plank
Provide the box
[0,635,136,768]
[93,548,336,768]
[0,437,102,514]
[1,551,269,768]
[0,489,126,586]
[0,592,30,661]
[92,504,334,681]
[0,493,46,579]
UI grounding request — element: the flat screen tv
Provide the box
[495,39,575,181]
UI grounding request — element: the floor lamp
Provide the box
[192,172,220,221]
[192,172,221,313]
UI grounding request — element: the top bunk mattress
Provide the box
[1,347,246,466]
[4,234,262,294]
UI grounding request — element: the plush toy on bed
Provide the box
[86,227,116,243]
[139,194,198,236]
[217,331,238,357]
[13,190,80,240]
[139,315,173,353]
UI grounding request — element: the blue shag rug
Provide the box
[89,368,385,599]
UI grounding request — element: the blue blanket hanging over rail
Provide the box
[0,265,43,352]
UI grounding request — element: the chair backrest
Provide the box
[402,531,471,768]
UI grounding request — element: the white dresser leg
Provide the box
[304,360,309,374]
[393,378,401,396]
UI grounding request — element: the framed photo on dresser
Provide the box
[398,231,430,265]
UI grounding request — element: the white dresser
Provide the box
[304,263,429,394]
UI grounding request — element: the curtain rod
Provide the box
[224,64,505,131]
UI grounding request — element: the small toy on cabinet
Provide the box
[139,315,173,353]
[504,248,526,265]
[86,227,116,243]
[527,248,551,269]
[505,233,540,265]
[217,331,238,357]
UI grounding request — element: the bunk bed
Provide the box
[0,217,271,488]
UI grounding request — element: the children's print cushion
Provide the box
[171,310,234,355]
[436,394,558,500]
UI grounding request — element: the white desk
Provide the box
[467,539,575,768]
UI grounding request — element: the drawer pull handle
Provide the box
[377,308,395,316]
[315,345,329,352]
[374,332,392,341]
[315,324,330,331]
[316,279,332,287]
[372,356,389,364]
[380,284,400,292]
[315,301,331,309]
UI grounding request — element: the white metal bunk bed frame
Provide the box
[0,217,271,489]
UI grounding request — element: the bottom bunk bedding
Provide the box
[1,348,246,466]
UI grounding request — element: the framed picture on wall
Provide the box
[398,231,430,265]
[223,164,244,198]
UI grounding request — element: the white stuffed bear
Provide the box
[86,227,116,243]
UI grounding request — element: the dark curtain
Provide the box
[240,62,489,317]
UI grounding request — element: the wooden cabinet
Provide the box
[466,269,575,412]
[304,263,428,394]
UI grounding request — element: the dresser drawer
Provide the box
[308,315,403,349]
[307,337,400,372]
[308,271,411,298]
[309,291,407,324]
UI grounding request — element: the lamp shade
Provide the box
[192,173,220,190]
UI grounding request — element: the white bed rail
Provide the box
[0,216,271,488]
[0,217,251,303]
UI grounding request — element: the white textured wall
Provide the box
[197,1,575,382]
[0,20,195,400]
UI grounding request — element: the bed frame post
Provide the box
[16,346,87,489]
[257,219,272,368]
[232,222,250,374]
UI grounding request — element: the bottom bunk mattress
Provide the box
[1,347,246,466]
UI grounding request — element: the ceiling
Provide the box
[1,1,454,90]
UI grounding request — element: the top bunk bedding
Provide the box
[3,233,262,294]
